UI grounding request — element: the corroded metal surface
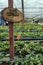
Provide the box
[1,7,23,22]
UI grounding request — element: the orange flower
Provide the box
[17,34,21,40]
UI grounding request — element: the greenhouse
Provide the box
[0,0,43,65]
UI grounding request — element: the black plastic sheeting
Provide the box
[0,36,43,41]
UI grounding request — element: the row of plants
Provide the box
[0,22,43,40]
[0,22,43,65]
[0,41,43,65]
[14,22,43,30]
[0,31,43,40]
[0,22,43,31]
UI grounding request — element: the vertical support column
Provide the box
[9,22,14,59]
[21,0,24,27]
[8,0,14,59]
[8,0,13,7]
[22,0,24,21]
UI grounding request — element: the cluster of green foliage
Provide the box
[0,22,43,39]
[0,41,43,65]
[0,22,43,65]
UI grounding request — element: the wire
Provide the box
[13,0,21,8]
[25,12,41,14]
[24,12,43,19]
[32,13,43,19]
[37,1,43,5]
[13,1,17,8]
[24,0,28,6]
[24,0,37,7]
[16,7,43,9]
[17,0,21,4]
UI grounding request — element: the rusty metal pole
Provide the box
[8,0,14,59]
[21,0,24,27]
[22,0,24,21]
[8,0,13,7]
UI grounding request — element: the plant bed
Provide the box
[35,36,43,40]
[21,36,33,39]
[0,41,43,65]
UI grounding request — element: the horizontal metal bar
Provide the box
[1,38,43,41]
[0,7,43,9]
[0,30,43,32]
